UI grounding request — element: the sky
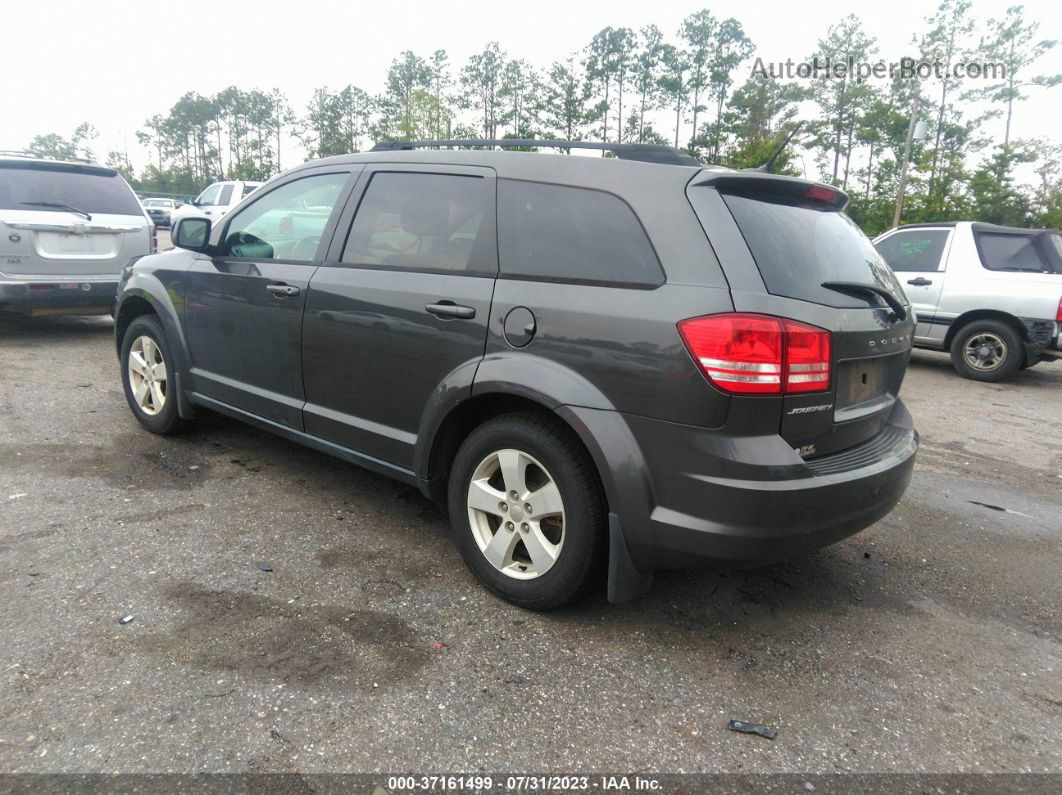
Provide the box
[3,0,1061,181]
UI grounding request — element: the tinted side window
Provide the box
[874,230,949,272]
[976,232,1050,272]
[341,172,493,274]
[218,184,234,206]
[220,172,349,263]
[497,180,663,287]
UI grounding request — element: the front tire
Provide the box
[950,319,1024,382]
[447,412,606,610]
[120,314,188,434]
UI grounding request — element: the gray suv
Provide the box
[1,152,154,315]
[112,140,918,608]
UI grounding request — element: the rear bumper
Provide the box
[0,279,119,314]
[570,400,917,574]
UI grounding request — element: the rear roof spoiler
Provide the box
[692,170,849,210]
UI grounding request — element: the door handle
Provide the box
[907,277,933,286]
[425,301,475,319]
[266,283,301,297]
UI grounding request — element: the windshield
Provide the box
[722,191,906,309]
[0,163,142,216]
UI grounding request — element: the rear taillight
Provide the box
[150,226,158,253]
[783,319,832,392]
[678,313,831,396]
[1056,296,1062,322]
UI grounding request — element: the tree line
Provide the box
[25,2,1061,236]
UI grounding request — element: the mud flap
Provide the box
[607,512,653,604]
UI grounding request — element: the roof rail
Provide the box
[0,149,95,164]
[370,139,703,167]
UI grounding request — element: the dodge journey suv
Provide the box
[112,140,918,608]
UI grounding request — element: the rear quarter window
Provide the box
[976,231,1052,272]
[497,180,663,288]
[874,230,949,272]
[0,163,142,216]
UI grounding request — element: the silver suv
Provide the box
[874,221,1062,381]
[0,151,154,316]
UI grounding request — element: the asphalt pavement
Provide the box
[0,313,1059,774]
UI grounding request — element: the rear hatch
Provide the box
[0,160,150,278]
[686,171,915,459]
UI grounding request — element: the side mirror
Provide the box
[172,217,212,252]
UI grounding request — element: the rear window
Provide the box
[874,230,949,272]
[497,180,663,287]
[976,231,1054,273]
[342,172,494,275]
[722,191,904,308]
[242,184,259,197]
[0,162,141,216]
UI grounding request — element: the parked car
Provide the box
[112,140,918,608]
[874,222,1062,381]
[1,151,154,316]
[169,180,262,228]
[141,197,181,228]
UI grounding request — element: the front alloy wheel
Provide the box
[120,314,188,434]
[466,448,566,580]
[127,335,168,416]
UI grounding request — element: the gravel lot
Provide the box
[0,312,1059,775]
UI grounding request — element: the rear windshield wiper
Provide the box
[821,281,907,320]
[20,201,92,221]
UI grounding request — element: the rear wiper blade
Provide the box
[821,281,907,320]
[20,201,92,221]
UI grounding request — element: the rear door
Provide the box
[873,227,951,344]
[301,165,497,469]
[687,175,915,459]
[0,161,149,277]
[183,168,357,428]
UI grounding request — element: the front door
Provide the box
[874,227,951,344]
[302,165,497,469]
[184,169,356,428]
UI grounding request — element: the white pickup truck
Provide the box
[874,221,1062,381]
[170,180,262,228]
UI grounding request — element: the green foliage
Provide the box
[32,7,1059,233]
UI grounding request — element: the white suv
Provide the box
[0,151,154,316]
[170,180,262,228]
[874,221,1062,381]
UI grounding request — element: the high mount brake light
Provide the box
[804,184,839,205]
[678,313,831,396]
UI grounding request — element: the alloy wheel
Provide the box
[963,332,1007,372]
[127,335,168,416]
[466,448,565,580]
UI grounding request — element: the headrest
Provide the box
[400,195,450,236]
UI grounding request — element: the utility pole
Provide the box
[892,94,922,229]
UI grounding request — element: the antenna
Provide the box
[752,121,804,173]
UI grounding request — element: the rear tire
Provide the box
[120,314,189,434]
[447,412,606,610]
[949,319,1024,382]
